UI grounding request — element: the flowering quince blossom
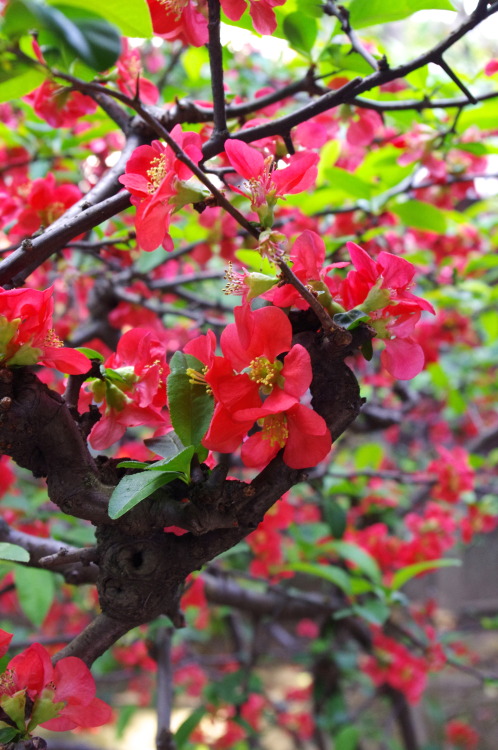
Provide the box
[184,305,331,469]
[362,628,428,703]
[146,0,208,46]
[338,242,435,379]
[119,126,205,252]
[426,445,474,503]
[445,719,479,750]
[0,287,89,375]
[265,230,349,309]
[27,80,97,128]
[87,328,169,450]
[8,173,82,240]
[224,139,319,227]
[117,41,160,105]
[220,0,286,35]
[0,629,111,739]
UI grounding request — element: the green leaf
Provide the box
[322,166,372,199]
[282,12,318,56]
[391,199,448,234]
[109,447,195,519]
[145,432,186,460]
[354,598,390,625]
[0,728,20,744]
[0,543,30,563]
[323,541,382,583]
[355,442,383,470]
[235,250,276,275]
[333,309,370,330]
[2,0,39,35]
[286,562,352,594]
[167,352,214,448]
[175,707,206,748]
[335,726,360,750]
[108,468,183,520]
[14,567,55,627]
[76,347,104,361]
[323,499,347,540]
[0,62,46,103]
[390,559,461,591]
[46,0,153,36]
[53,5,122,71]
[349,0,455,29]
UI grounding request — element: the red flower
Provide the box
[87,327,169,450]
[266,230,348,309]
[445,720,479,750]
[9,173,81,240]
[146,0,208,46]
[28,80,97,128]
[0,636,111,738]
[338,242,435,379]
[119,127,204,251]
[0,287,90,374]
[220,0,286,34]
[240,402,331,469]
[224,138,318,225]
[362,629,428,703]
[0,628,12,658]
[427,446,474,504]
[117,41,159,105]
[184,305,331,468]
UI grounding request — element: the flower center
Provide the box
[43,328,63,349]
[248,356,282,394]
[146,154,168,192]
[259,413,288,448]
[157,0,189,20]
[247,155,274,208]
[223,262,245,296]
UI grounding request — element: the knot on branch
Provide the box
[96,525,188,624]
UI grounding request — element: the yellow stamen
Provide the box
[146,154,168,192]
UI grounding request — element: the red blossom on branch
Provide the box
[119,127,204,251]
[0,287,90,374]
[338,242,435,379]
[87,327,169,450]
[224,139,318,226]
[0,632,111,739]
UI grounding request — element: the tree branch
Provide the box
[206,0,229,140]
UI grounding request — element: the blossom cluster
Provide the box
[0,629,111,741]
[184,303,331,469]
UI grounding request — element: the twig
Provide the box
[277,259,352,344]
[323,1,379,72]
[52,613,132,667]
[206,0,229,139]
[435,56,478,104]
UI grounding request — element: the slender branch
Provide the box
[125,104,261,239]
[323,1,379,72]
[435,56,478,104]
[52,613,132,666]
[206,0,228,139]
[381,687,421,750]
[277,259,352,344]
[204,1,498,157]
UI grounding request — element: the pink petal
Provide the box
[224,139,264,180]
[220,0,247,20]
[381,337,425,380]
